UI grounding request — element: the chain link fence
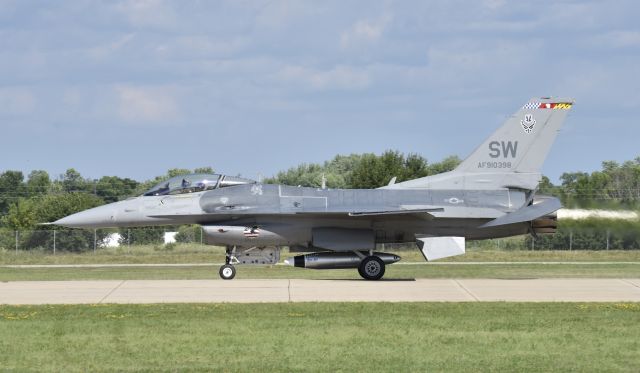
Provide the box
[0,226,207,254]
[1,224,639,254]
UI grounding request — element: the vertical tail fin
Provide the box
[385,97,574,190]
[455,97,574,174]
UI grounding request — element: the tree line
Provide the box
[540,158,640,208]
[0,167,215,250]
[267,152,640,209]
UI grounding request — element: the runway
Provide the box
[1,278,639,304]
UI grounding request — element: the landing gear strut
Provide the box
[219,246,237,280]
[358,256,386,281]
[217,245,282,280]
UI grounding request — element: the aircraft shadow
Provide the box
[312,278,416,282]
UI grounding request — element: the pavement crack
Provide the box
[620,279,640,289]
[99,280,126,304]
[454,280,479,301]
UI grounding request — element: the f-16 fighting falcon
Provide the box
[53,97,574,280]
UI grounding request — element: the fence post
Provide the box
[53,230,56,255]
[531,236,535,251]
[94,229,97,254]
[569,231,573,251]
[200,227,203,245]
[606,230,610,251]
[15,230,18,253]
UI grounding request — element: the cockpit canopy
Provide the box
[143,174,255,196]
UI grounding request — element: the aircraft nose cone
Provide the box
[53,205,117,228]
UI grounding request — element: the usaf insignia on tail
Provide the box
[521,113,536,134]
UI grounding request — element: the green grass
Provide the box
[0,303,638,372]
[1,245,639,281]
[1,262,639,281]
[0,244,227,265]
[2,244,640,265]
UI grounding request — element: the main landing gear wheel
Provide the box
[219,264,236,280]
[358,256,385,281]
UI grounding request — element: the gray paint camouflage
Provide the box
[54,97,573,255]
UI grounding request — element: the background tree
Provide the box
[265,154,366,188]
[557,158,640,208]
[350,151,406,189]
[267,152,461,189]
[26,170,51,197]
[33,192,105,225]
[349,151,460,189]
[167,168,192,178]
[61,168,90,193]
[0,171,25,216]
[194,167,215,174]
[1,198,37,230]
[1,192,106,252]
[426,155,461,175]
[119,227,166,245]
[96,176,139,203]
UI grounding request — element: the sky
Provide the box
[1,0,639,184]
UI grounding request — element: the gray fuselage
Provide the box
[57,183,531,249]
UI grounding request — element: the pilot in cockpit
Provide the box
[195,181,207,191]
[180,179,193,193]
[156,183,170,195]
[143,174,255,197]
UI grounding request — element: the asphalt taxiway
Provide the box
[1,278,639,304]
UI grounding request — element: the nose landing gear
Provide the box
[219,264,236,280]
[219,246,238,280]
[218,245,281,280]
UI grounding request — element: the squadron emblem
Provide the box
[521,113,536,134]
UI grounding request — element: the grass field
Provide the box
[0,302,638,372]
[3,244,640,265]
[2,245,639,281]
[1,262,639,281]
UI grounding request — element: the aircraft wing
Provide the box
[479,197,561,228]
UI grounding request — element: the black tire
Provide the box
[358,256,385,281]
[219,264,236,280]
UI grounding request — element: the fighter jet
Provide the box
[54,97,573,280]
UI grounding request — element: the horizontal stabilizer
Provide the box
[479,197,561,228]
[417,236,466,261]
